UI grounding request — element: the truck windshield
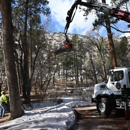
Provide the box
[110,70,124,81]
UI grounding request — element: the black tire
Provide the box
[97,97,112,117]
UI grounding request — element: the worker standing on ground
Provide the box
[0,91,8,117]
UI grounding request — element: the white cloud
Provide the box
[48,0,97,34]
[48,0,129,35]
[49,0,72,26]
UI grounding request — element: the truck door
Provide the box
[107,70,124,95]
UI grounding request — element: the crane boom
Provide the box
[65,0,130,35]
[52,0,130,56]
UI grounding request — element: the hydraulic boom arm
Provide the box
[65,0,130,35]
[52,0,130,56]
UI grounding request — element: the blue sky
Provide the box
[47,0,130,37]
[48,0,97,34]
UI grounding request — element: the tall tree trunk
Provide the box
[22,0,30,103]
[100,52,107,80]
[89,53,98,84]
[0,0,24,119]
[74,52,79,87]
[102,0,117,69]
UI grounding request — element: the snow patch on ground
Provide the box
[0,101,95,130]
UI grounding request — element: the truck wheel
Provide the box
[97,97,112,117]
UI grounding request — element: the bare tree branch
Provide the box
[102,23,130,33]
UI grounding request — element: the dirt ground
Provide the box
[0,112,10,124]
[71,106,129,130]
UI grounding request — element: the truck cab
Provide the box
[107,67,130,95]
[92,67,130,116]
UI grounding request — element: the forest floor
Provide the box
[0,112,10,124]
[71,106,129,130]
[1,105,129,130]
[0,100,129,130]
[0,91,65,124]
[2,89,129,130]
